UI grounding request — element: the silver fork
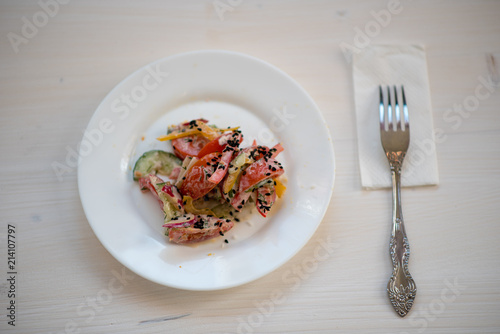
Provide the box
[379,85,416,317]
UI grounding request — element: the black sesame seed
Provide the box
[224,239,229,243]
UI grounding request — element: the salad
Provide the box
[133,119,286,244]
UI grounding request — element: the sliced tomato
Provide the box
[196,131,243,158]
[196,136,225,158]
[242,145,268,161]
[238,158,284,193]
[172,135,210,160]
[269,143,284,159]
[239,142,282,162]
[198,132,243,184]
[179,152,221,200]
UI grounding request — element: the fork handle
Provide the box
[387,166,417,317]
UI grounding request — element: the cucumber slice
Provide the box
[133,150,182,181]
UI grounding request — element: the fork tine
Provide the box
[401,85,409,131]
[387,86,393,131]
[393,85,401,130]
[379,86,385,130]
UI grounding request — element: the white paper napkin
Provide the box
[352,45,439,189]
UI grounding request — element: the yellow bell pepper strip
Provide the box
[157,119,222,142]
[223,172,239,194]
[182,196,216,216]
[222,126,240,132]
[221,149,254,194]
[274,177,286,198]
[196,121,220,140]
[156,129,199,142]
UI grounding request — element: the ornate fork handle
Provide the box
[387,160,416,317]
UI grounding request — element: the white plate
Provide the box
[78,50,335,290]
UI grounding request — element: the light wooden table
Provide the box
[1,1,500,333]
